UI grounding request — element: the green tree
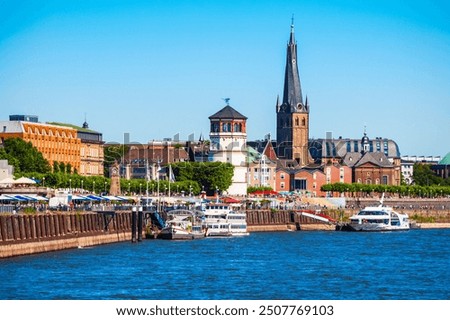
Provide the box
[171,162,234,195]
[53,161,60,173]
[59,162,66,174]
[412,163,443,186]
[0,138,51,174]
[103,144,129,177]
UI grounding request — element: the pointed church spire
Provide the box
[275,94,280,112]
[282,17,304,112]
[290,14,295,45]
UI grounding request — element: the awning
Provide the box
[71,195,90,201]
[10,195,32,201]
[0,177,16,185]
[102,195,123,201]
[23,194,48,201]
[116,196,135,201]
[15,177,37,184]
[222,197,241,203]
[86,195,105,201]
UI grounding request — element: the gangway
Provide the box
[297,210,337,225]
[148,211,166,229]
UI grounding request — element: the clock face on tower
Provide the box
[112,168,118,175]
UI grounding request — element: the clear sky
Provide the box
[1,0,449,156]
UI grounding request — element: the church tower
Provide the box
[276,19,311,166]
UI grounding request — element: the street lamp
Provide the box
[69,179,72,193]
[139,183,142,195]
[128,182,131,195]
[42,177,45,187]
[81,180,84,193]
[93,181,95,194]
[216,185,219,203]
[189,184,192,197]
[104,181,107,194]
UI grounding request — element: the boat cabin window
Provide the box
[358,211,386,216]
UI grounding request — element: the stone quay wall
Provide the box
[0,211,132,258]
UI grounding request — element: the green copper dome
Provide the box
[439,152,450,165]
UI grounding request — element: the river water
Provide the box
[1,229,449,300]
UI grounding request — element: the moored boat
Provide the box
[337,196,410,232]
[203,203,249,237]
[158,211,205,240]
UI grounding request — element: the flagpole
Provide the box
[168,164,171,198]
[157,160,160,213]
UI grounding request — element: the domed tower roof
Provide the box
[361,131,370,153]
[361,132,369,143]
[209,105,247,120]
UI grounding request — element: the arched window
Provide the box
[211,122,219,133]
[222,122,231,132]
[234,123,242,132]
[302,118,306,126]
[295,118,299,126]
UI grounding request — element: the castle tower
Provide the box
[276,19,311,166]
[209,100,248,195]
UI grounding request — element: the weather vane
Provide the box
[222,98,230,106]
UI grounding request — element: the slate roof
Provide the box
[343,151,393,168]
[209,105,247,120]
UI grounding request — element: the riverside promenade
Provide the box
[1,198,449,258]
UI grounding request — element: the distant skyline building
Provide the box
[276,20,311,165]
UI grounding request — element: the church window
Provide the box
[295,118,299,126]
[302,118,306,126]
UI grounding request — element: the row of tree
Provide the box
[321,182,450,197]
[0,138,233,195]
[23,171,202,195]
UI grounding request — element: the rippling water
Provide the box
[1,229,449,300]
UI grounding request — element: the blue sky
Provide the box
[0,0,449,156]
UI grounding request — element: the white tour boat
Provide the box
[345,196,410,231]
[202,203,249,237]
[158,211,205,240]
